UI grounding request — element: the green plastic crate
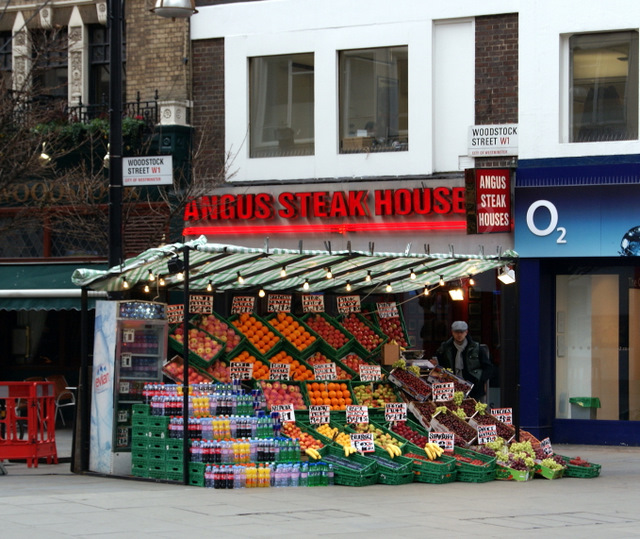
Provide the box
[364,446,414,485]
[301,312,355,359]
[558,455,601,478]
[402,446,458,484]
[264,312,322,360]
[190,312,247,357]
[188,462,206,487]
[454,446,496,483]
[132,404,151,416]
[131,461,149,478]
[318,444,379,487]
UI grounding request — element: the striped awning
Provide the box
[71,236,518,294]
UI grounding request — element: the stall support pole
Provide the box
[75,286,90,473]
[182,248,190,485]
[513,261,520,442]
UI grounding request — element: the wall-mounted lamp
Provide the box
[498,265,516,284]
[151,0,198,20]
[39,142,51,166]
[103,143,110,169]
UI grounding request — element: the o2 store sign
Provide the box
[515,184,640,257]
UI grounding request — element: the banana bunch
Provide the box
[385,444,402,458]
[343,445,358,457]
[424,443,444,460]
[305,448,322,460]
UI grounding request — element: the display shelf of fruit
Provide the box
[534,457,566,479]
[557,455,601,478]
[302,313,354,355]
[338,313,387,353]
[306,351,355,380]
[389,419,430,448]
[228,349,270,380]
[281,422,324,453]
[469,413,515,442]
[305,381,354,410]
[339,352,375,372]
[388,367,432,401]
[191,313,244,353]
[373,314,409,348]
[352,382,400,409]
[203,359,231,383]
[230,313,282,355]
[162,356,214,385]
[427,366,474,396]
[346,422,405,452]
[315,423,353,448]
[258,380,307,410]
[266,312,319,353]
[431,409,478,446]
[169,326,225,368]
[518,429,541,449]
[266,349,315,381]
[407,401,438,431]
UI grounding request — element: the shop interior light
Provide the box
[258,288,266,298]
[346,281,352,292]
[423,285,430,296]
[498,265,516,284]
[365,271,372,283]
[468,274,475,286]
[206,281,213,292]
[280,266,287,278]
[158,276,166,287]
[176,271,185,281]
[237,272,245,284]
[410,269,416,280]
[122,278,129,290]
[143,284,150,293]
[303,279,310,291]
[449,288,464,301]
[439,275,445,286]
[385,282,392,293]
[148,270,155,282]
[326,267,333,279]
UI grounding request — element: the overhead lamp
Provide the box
[303,279,310,291]
[365,271,372,283]
[385,282,392,293]
[39,142,51,166]
[176,271,185,281]
[167,255,184,274]
[346,281,352,292]
[258,288,266,298]
[148,270,156,282]
[143,284,150,293]
[326,267,333,279]
[449,288,464,301]
[409,269,416,280]
[468,275,475,286]
[151,0,198,20]
[206,281,213,292]
[122,278,130,290]
[280,267,287,278]
[237,272,245,284]
[498,265,516,284]
[423,285,430,296]
[439,275,445,286]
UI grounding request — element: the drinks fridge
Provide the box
[89,299,168,475]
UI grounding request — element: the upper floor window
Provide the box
[0,32,11,88]
[249,53,314,158]
[339,46,408,153]
[32,28,68,104]
[89,24,110,106]
[570,31,638,142]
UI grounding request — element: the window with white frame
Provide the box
[339,46,408,153]
[32,28,68,101]
[570,31,639,142]
[249,53,314,158]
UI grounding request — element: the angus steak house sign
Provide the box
[183,184,468,236]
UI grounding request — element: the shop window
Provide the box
[570,31,639,142]
[249,53,314,158]
[339,46,408,153]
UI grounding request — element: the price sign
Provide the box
[116,427,129,446]
[428,431,455,453]
[230,296,255,314]
[166,304,184,324]
[122,328,135,343]
[117,409,129,423]
[376,302,399,319]
[477,424,498,445]
[491,407,513,425]
[350,433,375,453]
[309,405,331,425]
[271,404,295,423]
[269,363,291,381]
[302,294,325,313]
[385,402,407,422]
[189,294,214,314]
[119,381,131,395]
[313,363,337,381]
[540,437,554,457]
[336,295,361,314]
[120,353,132,369]
[359,365,382,381]
[230,362,253,380]
[432,382,455,402]
[346,405,369,424]
[267,294,292,313]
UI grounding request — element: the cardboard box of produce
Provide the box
[381,343,400,366]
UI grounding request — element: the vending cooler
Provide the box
[89,300,168,475]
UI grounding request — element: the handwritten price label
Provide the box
[385,402,407,422]
[229,362,253,380]
[230,296,255,314]
[336,295,361,314]
[432,382,455,402]
[267,294,292,313]
[308,405,331,425]
[346,405,369,424]
[350,433,375,453]
[271,404,295,423]
[477,424,498,445]
[491,407,513,425]
[540,437,554,457]
[428,432,455,453]
[166,304,184,324]
[269,363,291,380]
[189,294,214,314]
[302,294,325,313]
[313,363,337,381]
[359,365,382,381]
[376,302,399,319]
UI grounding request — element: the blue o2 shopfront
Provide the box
[515,156,640,446]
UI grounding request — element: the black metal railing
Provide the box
[67,90,159,129]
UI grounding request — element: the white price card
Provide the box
[432,381,455,402]
[122,328,135,343]
[376,302,399,319]
[120,353,132,369]
[350,433,375,453]
[117,409,128,423]
[230,296,255,314]
[336,295,361,314]
[230,362,253,380]
[267,294,292,313]
[491,407,513,425]
[359,365,382,381]
[302,294,325,313]
[309,405,331,425]
[269,363,291,381]
[189,294,214,314]
[345,405,369,424]
[271,404,296,423]
[477,424,498,445]
[314,363,337,381]
[385,402,407,422]
[119,381,130,394]
[540,437,554,457]
[166,304,184,324]
[428,432,455,453]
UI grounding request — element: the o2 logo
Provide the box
[526,200,567,244]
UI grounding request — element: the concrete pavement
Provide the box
[2,430,640,538]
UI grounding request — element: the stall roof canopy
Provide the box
[71,236,518,294]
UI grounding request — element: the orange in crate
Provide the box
[268,350,314,381]
[269,312,316,351]
[228,350,270,380]
[305,381,352,410]
[232,313,279,354]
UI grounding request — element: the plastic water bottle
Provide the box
[291,463,300,487]
[328,463,335,486]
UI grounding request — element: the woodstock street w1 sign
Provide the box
[123,155,173,186]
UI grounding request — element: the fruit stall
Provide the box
[68,238,603,484]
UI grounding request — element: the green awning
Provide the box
[0,263,108,311]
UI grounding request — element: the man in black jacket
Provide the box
[435,321,492,401]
